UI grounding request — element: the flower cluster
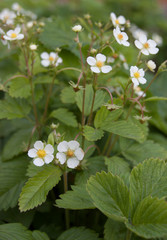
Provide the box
[28,140,84,169]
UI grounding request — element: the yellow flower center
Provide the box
[66,149,74,157]
[11,33,17,38]
[96,61,103,68]
[118,34,123,40]
[49,56,54,61]
[115,19,119,24]
[144,42,149,49]
[37,149,46,158]
[134,72,140,78]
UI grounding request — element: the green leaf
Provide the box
[19,165,62,212]
[9,76,31,98]
[0,95,30,120]
[83,126,104,141]
[39,20,74,50]
[56,184,94,210]
[104,218,126,240]
[0,223,33,240]
[94,107,122,129]
[32,230,50,240]
[50,108,78,127]
[0,156,28,211]
[75,156,106,185]
[76,85,106,116]
[57,227,99,240]
[87,171,129,222]
[130,158,167,215]
[126,196,167,239]
[2,128,36,161]
[60,86,76,104]
[101,119,144,142]
[144,96,167,102]
[105,156,130,186]
[120,139,167,165]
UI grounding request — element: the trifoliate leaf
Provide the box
[19,165,62,212]
[87,171,129,222]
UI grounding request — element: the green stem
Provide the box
[63,171,70,229]
[106,135,119,157]
[56,67,81,74]
[102,133,112,155]
[87,74,97,125]
[42,73,57,123]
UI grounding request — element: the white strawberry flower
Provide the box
[147,60,156,72]
[152,33,163,46]
[3,27,24,41]
[72,24,82,32]
[110,12,126,27]
[56,140,84,169]
[130,66,146,87]
[28,141,54,166]
[12,3,22,13]
[134,86,146,97]
[41,52,63,67]
[29,43,38,51]
[0,28,10,48]
[0,8,16,25]
[87,53,112,73]
[135,34,159,55]
[113,27,130,47]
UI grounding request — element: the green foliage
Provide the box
[126,197,167,238]
[0,96,30,120]
[76,85,106,116]
[19,165,62,212]
[83,126,104,141]
[56,184,94,210]
[60,86,76,104]
[9,76,31,98]
[104,219,126,240]
[57,227,99,240]
[120,139,167,164]
[144,96,167,102]
[50,108,78,127]
[0,223,33,240]
[32,230,50,240]
[0,156,28,211]
[87,172,129,221]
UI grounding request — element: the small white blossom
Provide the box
[152,33,163,46]
[56,140,84,169]
[27,21,34,28]
[130,25,147,40]
[3,27,24,41]
[72,25,82,32]
[41,52,63,67]
[135,34,159,55]
[0,8,16,25]
[130,66,146,87]
[134,86,146,97]
[0,28,10,48]
[119,54,129,70]
[110,12,126,27]
[12,3,22,13]
[87,53,112,74]
[28,141,54,166]
[107,57,115,63]
[113,27,130,47]
[147,60,156,72]
[30,44,38,51]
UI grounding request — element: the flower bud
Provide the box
[147,60,156,72]
[72,24,82,32]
